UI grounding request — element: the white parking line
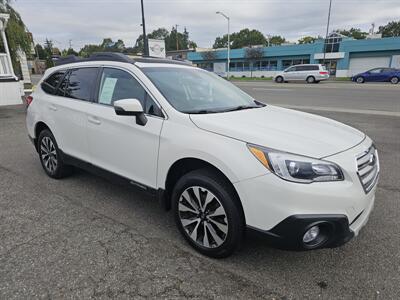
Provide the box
[277,104,400,117]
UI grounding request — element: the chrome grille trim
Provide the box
[356,145,379,193]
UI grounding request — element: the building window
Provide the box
[282,58,310,70]
[198,63,213,71]
[324,33,343,53]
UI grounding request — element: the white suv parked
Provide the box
[26,53,378,257]
[274,64,330,83]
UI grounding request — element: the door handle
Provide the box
[88,116,101,125]
[49,104,57,111]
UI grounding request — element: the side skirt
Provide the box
[59,150,166,204]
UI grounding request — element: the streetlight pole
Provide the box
[216,11,230,80]
[322,0,333,66]
[140,0,148,57]
[175,24,179,50]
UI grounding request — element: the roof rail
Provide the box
[54,52,192,67]
[54,52,134,66]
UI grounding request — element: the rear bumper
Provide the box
[247,214,354,250]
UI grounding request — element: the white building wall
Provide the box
[0,81,24,106]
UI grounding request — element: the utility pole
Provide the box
[69,39,72,50]
[322,0,333,66]
[216,11,230,80]
[175,24,179,50]
[140,0,148,56]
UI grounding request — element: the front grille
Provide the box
[356,145,379,193]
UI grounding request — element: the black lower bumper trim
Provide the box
[247,214,354,251]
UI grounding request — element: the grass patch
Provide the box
[333,77,351,81]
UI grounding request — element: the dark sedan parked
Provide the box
[352,68,400,84]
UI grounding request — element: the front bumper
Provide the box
[235,137,377,250]
[247,214,354,250]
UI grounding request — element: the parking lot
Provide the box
[0,82,399,298]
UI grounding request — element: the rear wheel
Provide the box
[306,76,315,84]
[38,130,72,179]
[172,169,244,258]
[390,76,399,84]
[356,76,365,84]
[275,76,284,83]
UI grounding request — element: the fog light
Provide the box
[303,226,320,243]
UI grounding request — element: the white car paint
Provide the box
[26,59,378,240]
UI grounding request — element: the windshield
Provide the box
[142,67,260,113]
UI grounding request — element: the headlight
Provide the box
[248,144,344,183]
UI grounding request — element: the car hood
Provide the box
[190,105,365,158]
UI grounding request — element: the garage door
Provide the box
[348,57,391,76]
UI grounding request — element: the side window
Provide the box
[41,71,65,94]
[65,68,99,101]
[98,68,162,116]
[369,68,381,74]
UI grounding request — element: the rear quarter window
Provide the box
[41,71,66,94]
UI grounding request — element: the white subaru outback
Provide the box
[26,53,379,258]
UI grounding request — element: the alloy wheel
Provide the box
[40,136,58,173]
[356,77,364,83]
[178,186,228,248]
[391,77,399,84]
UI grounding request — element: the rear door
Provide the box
[86,67,164,188]
[49,67,99,162]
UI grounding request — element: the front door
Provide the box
[86,67,164,188]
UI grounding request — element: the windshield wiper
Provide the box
[223,105,259,112]
[186,109,219,114]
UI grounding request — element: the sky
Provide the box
[12,0,400,50]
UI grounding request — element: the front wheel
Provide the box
[390,76,399,84]
[356,76,365,84]
[275,76,284,83]
[172,169,244,258]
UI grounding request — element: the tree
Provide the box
[213,29,266,49]
[0,1,32,76]
[34,44,46,59]
[269,35,286,46]
[378,21,400,37]
[78,38,127,57]
[43,39,54,67]
[335,28,367,39]
[245,47,263,77]
[298,36,318,44]
[61,48,78,57]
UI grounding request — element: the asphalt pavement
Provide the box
[0,82,399,299]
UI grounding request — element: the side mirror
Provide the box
[114,99,147,126]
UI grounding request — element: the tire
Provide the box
[356,76,365,84]
[275,76,284,83]
[390,76,399,84]
[306,76,315,84]
[38,129,73,179]
[172,169,244,258]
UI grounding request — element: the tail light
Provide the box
[319,71,329,75]
[25,95,33,106]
